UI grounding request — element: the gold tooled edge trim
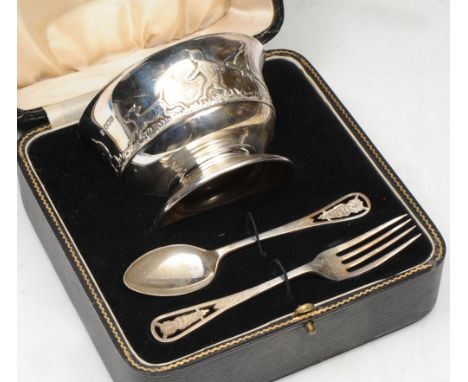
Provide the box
[17,50,445,373]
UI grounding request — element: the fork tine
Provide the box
[333,214,407,254]
[340,219,412,261]
[345,226,416,269]
[346,234,422,277]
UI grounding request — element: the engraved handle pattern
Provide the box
[256,192,372,241]
[216,192,371,258]
[151,276,284,343]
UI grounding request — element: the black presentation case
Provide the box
[17,1,445,381]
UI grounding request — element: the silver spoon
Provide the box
[124,193,371,296]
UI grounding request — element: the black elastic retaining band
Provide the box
[246,211,268,258]
[246,211,293,301]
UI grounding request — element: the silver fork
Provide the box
[151,215,422,342]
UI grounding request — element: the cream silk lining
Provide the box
[18,0,274,112]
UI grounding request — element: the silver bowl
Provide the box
[80,33,294,221]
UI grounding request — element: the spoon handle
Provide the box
[216,192,371,258]
[150,265,309,343]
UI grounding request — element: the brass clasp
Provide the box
[294,303,316,335]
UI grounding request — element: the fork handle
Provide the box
[216,192,371,258]
[151,266,309,343]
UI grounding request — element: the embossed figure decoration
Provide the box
[80,33,294,222]
[186,49,226,98]
[120,45,272,156]
[318,194,370,221]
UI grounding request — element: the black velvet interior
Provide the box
[25,57,433,364]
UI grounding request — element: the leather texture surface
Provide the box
[17,108,49,135]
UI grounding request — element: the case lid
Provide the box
[17,0,283,130]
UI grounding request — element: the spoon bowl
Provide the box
[124,245,220,296]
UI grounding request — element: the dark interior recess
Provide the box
[24,57,433,364]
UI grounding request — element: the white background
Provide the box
[17,0,450,381]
